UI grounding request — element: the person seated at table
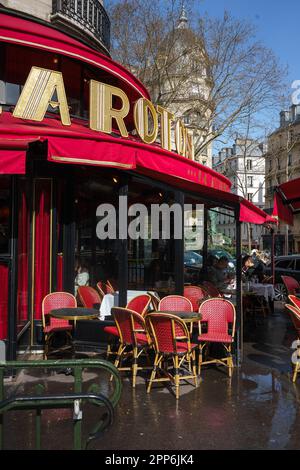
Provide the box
[74,258,90,295]
[207,256,233,291]
[251,251,267,283]
[242,255,255,281]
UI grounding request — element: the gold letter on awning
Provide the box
[90,81,129,137]
[13,66,71,125]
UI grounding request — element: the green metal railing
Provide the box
[0,358,122,450]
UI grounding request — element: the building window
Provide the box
[247,193,253,201]
[246,159,252,171]
[247,176,253,187]
[288,153,292,166]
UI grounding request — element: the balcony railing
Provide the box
[52,0,110,51]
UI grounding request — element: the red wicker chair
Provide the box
[77,286,101,308]
[184,286,208,311]
[96,281,106,300]
[105,281,115,294]
[104,294,151,359]
[198,298,236,377]
[111,307,151,387]
[158,295,193,312]
[97,281,115,298]
[42,292,76,359]
[289,295,300,311]
[285,303,300,382]
[107,279,117,291]
[127,294,151,316]
[282,276,300,296]
[201,281,222,298]
[145,312,198,399]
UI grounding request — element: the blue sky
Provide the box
[196,0,298,87]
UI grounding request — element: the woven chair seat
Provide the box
[104,325,119,336]
[44,323,73,334]
[136,333,149,344]
[198,332,233,344]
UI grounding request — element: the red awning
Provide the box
[0,149,25,174]
[0,112,271,223]
[272,177,300,225]
[239,199,269,225]
[0,111,232,190]
[0,137,39,174]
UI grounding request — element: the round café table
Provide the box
[153,311,202,323]
[49,308,100,364]
[49,307,99,328]
[153,311,202,334]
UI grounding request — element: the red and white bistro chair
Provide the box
[42,292,76,359]
[111,307,151,387]
[198,298,236,377]
[145,312,198,399]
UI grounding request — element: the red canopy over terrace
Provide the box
[272,177,300,225]
[0,111,270,224]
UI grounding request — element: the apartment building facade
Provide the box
[214,138,266,250]
[264,105,300,254]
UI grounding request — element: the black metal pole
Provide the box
[235,210,242,365]
[118,182,128,307]
[175,190,184,295]
[51,180,58,292]
[203,206,208,275]
[271,228,275,285]
[8,176,18,360]
[63,175,75,293]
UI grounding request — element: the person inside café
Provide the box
[242,255,255,282]
[74,258,90,295]
[251,251,267,282]
[207,256,234,291]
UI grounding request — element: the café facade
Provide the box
[0,8,269,361]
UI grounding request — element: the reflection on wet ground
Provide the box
[3,303,300,449]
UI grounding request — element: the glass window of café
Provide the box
[127,176,176,297]
[206,206,237,298]
[183,194,237,301]
[74,169,121,295]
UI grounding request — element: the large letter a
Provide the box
[13,66,71,125]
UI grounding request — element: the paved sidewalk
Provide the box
[3,303,300,450]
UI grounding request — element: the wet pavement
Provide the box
[3,302,300,450]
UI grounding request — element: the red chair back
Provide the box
[282,276,300,295]
[285,304,300,336]
[289,295,300,311]
[201,281,222,298]
[105,283,115,294]
[158,295,193,312]
[42,292,77,329]
[111,307,146,345]
[184,286,208,311]
[106,280,117,292]
[126,294,151,316]
[145,313,190,354]
[77,286,101,308]
[199,298,236,338]
[96,282,106,300]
